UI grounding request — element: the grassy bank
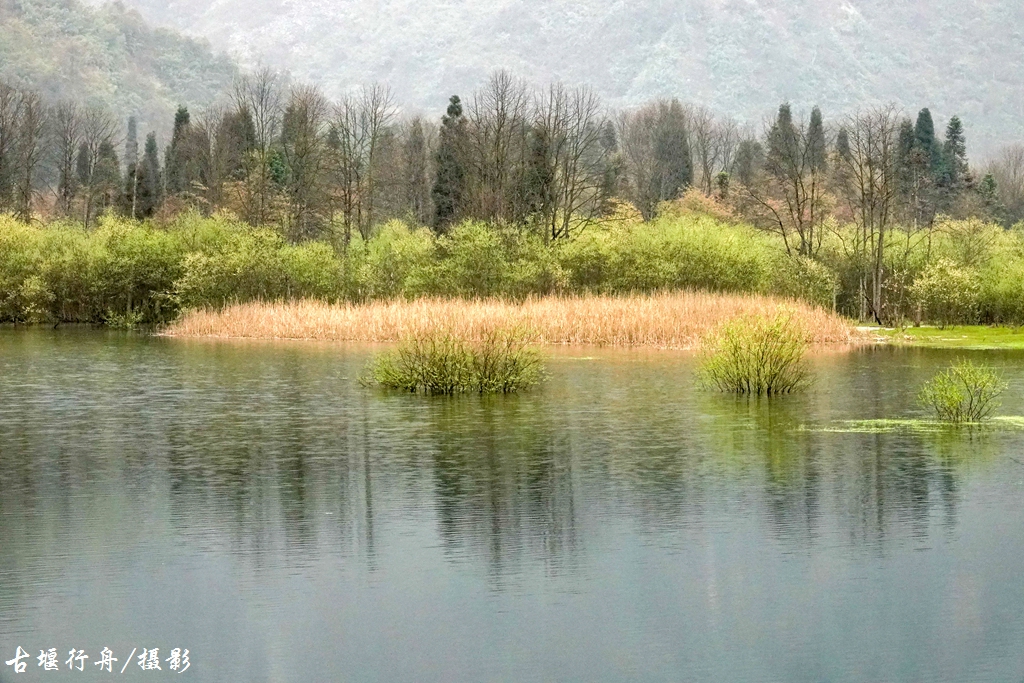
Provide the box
[163,293,855,348]
[875,326,1024,350]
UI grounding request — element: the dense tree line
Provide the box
[2,68,1024,323]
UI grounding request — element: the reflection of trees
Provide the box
[0,335,1012,591]
[426,397,580,579]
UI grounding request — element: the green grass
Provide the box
[874,325,1024,350]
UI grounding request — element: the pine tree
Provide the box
[913,108,943,177]
[94,141,121,212]
[133,132,163,218]
[216,109,255,181]
[942,115,968,188]
[432,95,467,233]
[836,127,851,163]
[652,100,691,201]
[124,117,138,169]
[807,106,827,173]
[766,103,799,176]
[523,123,555,221]
[164,106,191,195]
[895,118,915,194]
[732,139,764,186]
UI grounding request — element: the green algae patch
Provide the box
[800,416,1024,434]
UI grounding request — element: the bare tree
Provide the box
[400,117,435,225]
[50,101,82,216]
[533,83,609,240]
[0,82,21,211]
[328,83,397,245]
[78,106,119,228]
[233,67,283,226]
[834,106,903,322]
[467,70,531,224]
[12,91,47,222]
[689,105,719,195]
[281,84,329,240]
[987,143,1024,225]
[616,100,692,220]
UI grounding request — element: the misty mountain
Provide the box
[0,0,237,137]
[80,0,1024,157]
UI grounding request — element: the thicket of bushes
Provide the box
[2,209,1023,327]
[0,211,836,325]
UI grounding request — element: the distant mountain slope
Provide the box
[0,0,237,136]
[86,0,1024,157]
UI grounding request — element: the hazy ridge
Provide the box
[81,0,1024,157]
[0,0,237,136]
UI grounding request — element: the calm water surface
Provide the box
[2,330,1024,682]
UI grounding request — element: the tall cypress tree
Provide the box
[432,95,467,233]
[165,106,192,195]
[652,99,691,202]
[913,108,943,177]
[807,106,827,173]
[124,116,138,169]
[133,132,163,218]
[94,141,121,212]
[766,103,799,181]
[732,139,764,186]
[942,115,968,188]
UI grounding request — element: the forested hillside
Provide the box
[83,0,1024,157]
[0,0,237,136]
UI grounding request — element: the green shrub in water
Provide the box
[364,327,545,394]
[697,313,809,395]
[918,359,1007,423]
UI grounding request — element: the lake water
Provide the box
[2,329,1024,682]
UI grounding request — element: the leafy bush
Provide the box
[769,254,837,309]
[697,313,810,395]
[910,259,981,328]
[918,359,1007,423]
[363,327,545,394]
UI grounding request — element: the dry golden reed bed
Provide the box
[164,292,855,349]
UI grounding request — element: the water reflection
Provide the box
[2,332,1024,682]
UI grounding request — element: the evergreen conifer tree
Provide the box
[653,100,691,201]
[165,106,191,195]
[732,139,764,186]
[942,115,968,188]
[807,106,827,172]
[432,95,467,233]
[767,103,799,176]
[133,132,163,217]
[913,108,943,177]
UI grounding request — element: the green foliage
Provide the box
[910,259,980,328]
[364,328,545,394]
[175,228,344,308]
[556,215,771,295]
[6,209,1023,330]
[769,254,837,309]
[918,359,1007,423]
[697,313,809,396]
